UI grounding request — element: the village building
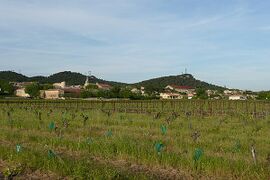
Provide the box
[96,83,112,90]
[140,87,146,95]
[206,89,218,97]
[53,81,66,89]
[62,87,81,95]
[224,90,233,95]
[160,92,183,99]
[246,94,258,100]
[84,76,90,89]
[224,89,243,96]
[165,85,195,94]
[229,95,247,100]
[11,82,33,89]
[131,88,140,94]
[40,89,64,99]
[131,86,145,95]
[15,88,30,98]
[212,96,221,100]
[188,93,194,100]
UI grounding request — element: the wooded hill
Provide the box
[0,71,125,86]
[135,74,225,92]
[0,71,225,91]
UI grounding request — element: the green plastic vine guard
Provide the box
[48,150,56,159]
[86,137,93,145]
[49,122,55,131]
[161,125,167,135]
[193,148,203,162]
[16,144,21,153]
[106,130,113,137]
[155,141,164,155]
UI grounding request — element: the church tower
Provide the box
[84,76,89,88]
[84,71,91,88]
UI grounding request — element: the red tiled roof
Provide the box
[63,88,81,94]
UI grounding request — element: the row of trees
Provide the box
[81,86,157,100]
[25,83,53,98]
[22,83,158,100]
[0,81,57,99]
[257,91,270,100]
[1,79,270,100]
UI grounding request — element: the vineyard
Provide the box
[0,100,270,179]
[2,99,270,117]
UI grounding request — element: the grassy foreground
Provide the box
[0,104,269,179]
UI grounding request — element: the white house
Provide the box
[131,88,140,94]
[224,90,232,95]
[40,89,64,99]
[160,92,183,99]
[206,89,218,96]
[229,95,247,100]
[165,85,195,94]
[131,87,146,95]
[15,88,30,98]
[53,81,66,89]
[140,86,146,95]
[188,93,194,100]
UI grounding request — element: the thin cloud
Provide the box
[0,47,85,57]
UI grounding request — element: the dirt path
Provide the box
[89,156,194,180]
[0,160,62,180]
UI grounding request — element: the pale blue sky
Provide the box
[0,0,270,91]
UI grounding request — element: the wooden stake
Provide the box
[251,145,257,165]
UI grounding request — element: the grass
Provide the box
[0,102,269,179]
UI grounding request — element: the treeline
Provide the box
[257,91,270,100]
[25,83,53,97]
[0,80,14,96]
[80,86,157,100]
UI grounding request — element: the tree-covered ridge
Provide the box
[0,71,125,86]
[134,74,225,92]
[0,71,28,82]
[1,71,224,92]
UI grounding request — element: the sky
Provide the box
[0,0,270,91]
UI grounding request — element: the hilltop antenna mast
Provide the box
[185,68,187,74]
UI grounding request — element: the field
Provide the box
[0,100,270,179]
